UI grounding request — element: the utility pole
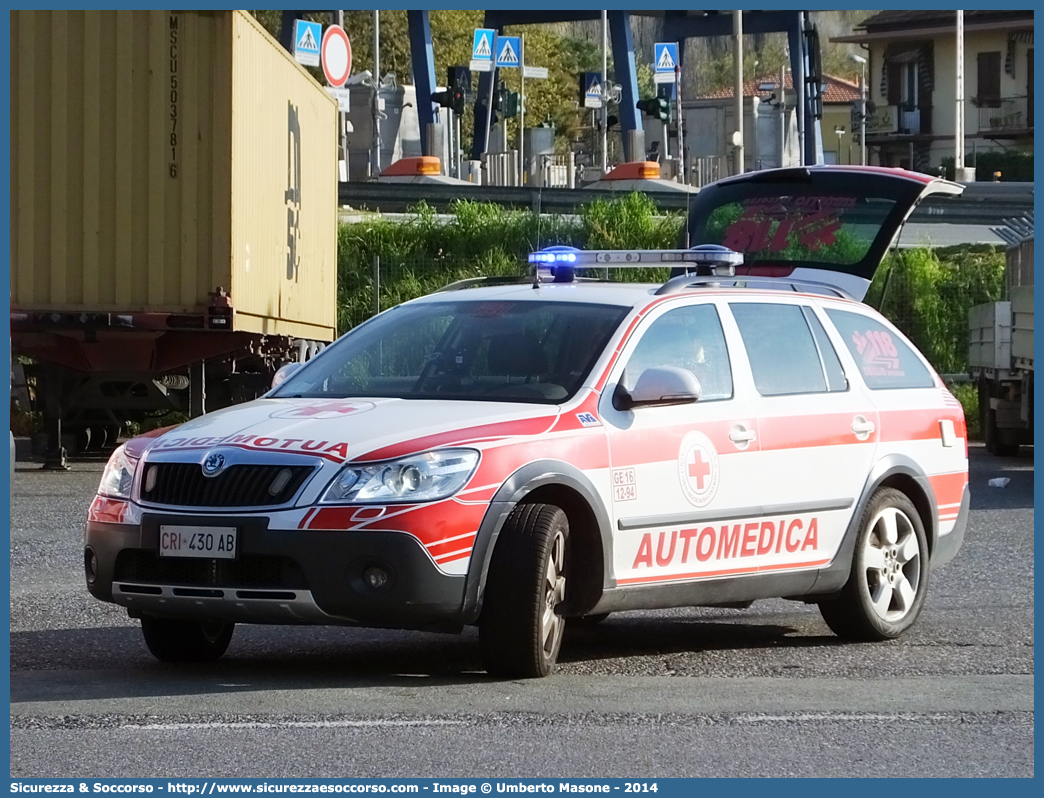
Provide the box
[520,35,525,183]
[850,53,867,165]
[779,65,786,167]
[733,10,744,175]
[605,9,609,174]
[334,10,347,182]
[372,10,381,176]
[955,10,968,180]
[675,63,686,182]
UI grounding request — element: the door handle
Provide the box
[852,416,876,440]
[729,425,757,447]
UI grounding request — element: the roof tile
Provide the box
[695,73,862,103]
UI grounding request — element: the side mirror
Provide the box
[271,362,303,390]
[614,367,702,410]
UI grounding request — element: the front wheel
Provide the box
[818,488,929,641]
[141,617,235,662]
[480,503,569,678]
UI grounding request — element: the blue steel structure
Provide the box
[278,10,824,167]
[407,10,824,166]
[652,10,825,165]
[407,10,440,131]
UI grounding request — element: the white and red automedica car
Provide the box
[85,167,969,677]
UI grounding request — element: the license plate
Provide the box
[159,525,238,559]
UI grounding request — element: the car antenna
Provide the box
[532,190,542,289]
[685,184,693,249]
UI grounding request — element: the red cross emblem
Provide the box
[274,401,374,419]
[679,432,719,508]
[687,448,712,491]
[291,402,360,417]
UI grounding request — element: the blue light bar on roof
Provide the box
[528,246,580,265]
[527,244,744,268]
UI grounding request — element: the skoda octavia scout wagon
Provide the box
[85,167,969,677]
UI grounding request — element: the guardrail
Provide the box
[339,181,1033,223]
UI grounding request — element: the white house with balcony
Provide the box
[833,9,1033,174]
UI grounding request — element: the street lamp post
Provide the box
[850,53,867,166]
[601,10,609,176]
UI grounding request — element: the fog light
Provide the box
[363,566,389,590]
[84,548,98,584]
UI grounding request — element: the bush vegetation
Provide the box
[940,150,1034,182]
[865,244,1006,375]
[336,194,683,330]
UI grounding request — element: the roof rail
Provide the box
[655,275,852,300]
[436,276,534,293]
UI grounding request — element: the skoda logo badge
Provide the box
[201,452,226,478]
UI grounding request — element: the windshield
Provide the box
[274,300,630,404]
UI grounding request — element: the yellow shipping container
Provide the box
[10,10,337,342]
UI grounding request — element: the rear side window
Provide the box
[731,303,840,396]
[803,307,848,392]
[826,309,934,390]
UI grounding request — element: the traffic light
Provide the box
[434,67,471,115]
[657,84,675,124]
[495,81,520,119]
[636,96,669,122]
[502,90,520,119]
[448,66,471,115]
[450,86,466,115]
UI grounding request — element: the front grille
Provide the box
[141,463,313,507]
[113,550,308,589]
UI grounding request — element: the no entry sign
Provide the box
[322,24,352,88]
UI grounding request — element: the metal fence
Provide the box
[978,96,1031,134]
[687,156,725,188]
[483,151,522,187]
[535,154,576,188]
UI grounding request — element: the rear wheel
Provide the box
[140,617,235,662]
[819,488,929,641]
[480,503,569,678]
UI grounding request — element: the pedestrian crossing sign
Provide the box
[654,42,679,74]
[584,72,603,109]
[293,20,322,68]
[473,29,495,60]
[471,28,496,73]
[496,36,521,68]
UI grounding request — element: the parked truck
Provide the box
[10,10,338,466]
[967,218,1034,456]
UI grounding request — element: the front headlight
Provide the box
[320,448,480,505]
[98,444,138,500]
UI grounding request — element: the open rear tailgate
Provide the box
[686,166,964,300]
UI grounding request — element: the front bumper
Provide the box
[85,513,467,629]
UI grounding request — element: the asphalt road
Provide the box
[9,444,1034,778]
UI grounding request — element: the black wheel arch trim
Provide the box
[810,454,939,595]
[460,459,614,624]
